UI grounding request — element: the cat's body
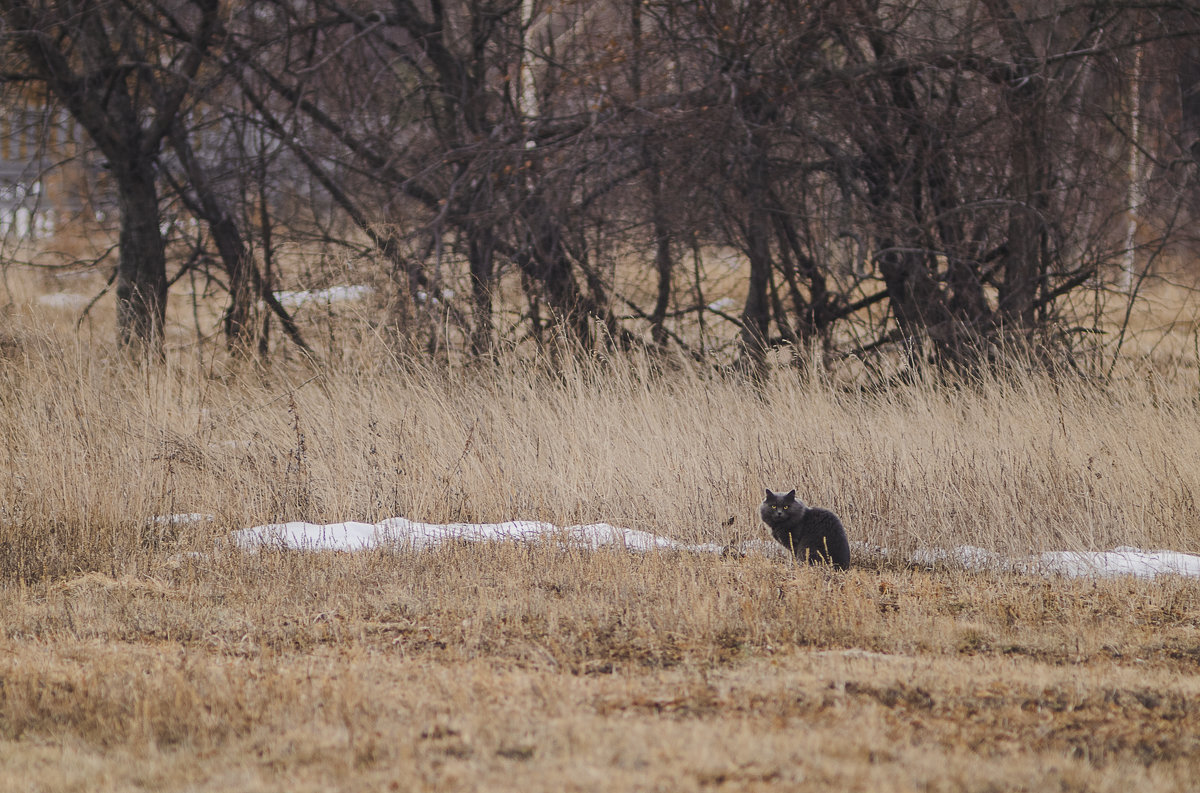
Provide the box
[760,488,850,570]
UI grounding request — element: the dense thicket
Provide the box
[3,0,1200,375]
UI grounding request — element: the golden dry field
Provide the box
[2,267,1200,791]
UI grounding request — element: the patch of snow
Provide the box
[235,520,381,551]
[707,297,736,312]
[36,292,90,309]
[907,544,1004,570]
[907,543,1200,580]
[1029,547,1200,579]
[414,288,454,305]
[274,285,374,308]
[232,517,726,555]
[743,538,792,560]
[152,513,215,525]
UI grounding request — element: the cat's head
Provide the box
[761,488,805,518]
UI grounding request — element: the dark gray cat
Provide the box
[760,488,850,570]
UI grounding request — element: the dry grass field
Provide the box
[2,267,1200,791]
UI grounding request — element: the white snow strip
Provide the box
[232,517,726,555]
[1030,547,1200,579]
[227,517,1200,579]
[36,292,90,309]
[707,297,736,311]
[907,544,1004,570]
[908,543,1200,579]
[273,285,374,308]
[152,513,215,525]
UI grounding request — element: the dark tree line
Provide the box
[3,0,1200,376]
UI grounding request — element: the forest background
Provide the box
[2,0,1200,374]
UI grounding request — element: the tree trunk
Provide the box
[997,107,1047,332]
[169,127,255,348]
[212,214,255,348]
[1182,40,1200,161]
[468,229,496,357]
[114,164,168,354]
[734,141,772,381]
[518,195,592,346]
[982,0,1049,334]
[739,196,773,379]
[650,199,673,348]
[877,244,946,337]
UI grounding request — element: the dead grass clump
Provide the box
[0,644,263,749]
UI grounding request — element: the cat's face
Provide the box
[761,488,799,521]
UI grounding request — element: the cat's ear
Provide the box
[764,488,773,499]
[785,489,797,502]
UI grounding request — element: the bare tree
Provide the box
[0,0,230,353]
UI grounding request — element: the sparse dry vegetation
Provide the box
[2,272,1200,791]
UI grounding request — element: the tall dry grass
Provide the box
[2,276,1200,580]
